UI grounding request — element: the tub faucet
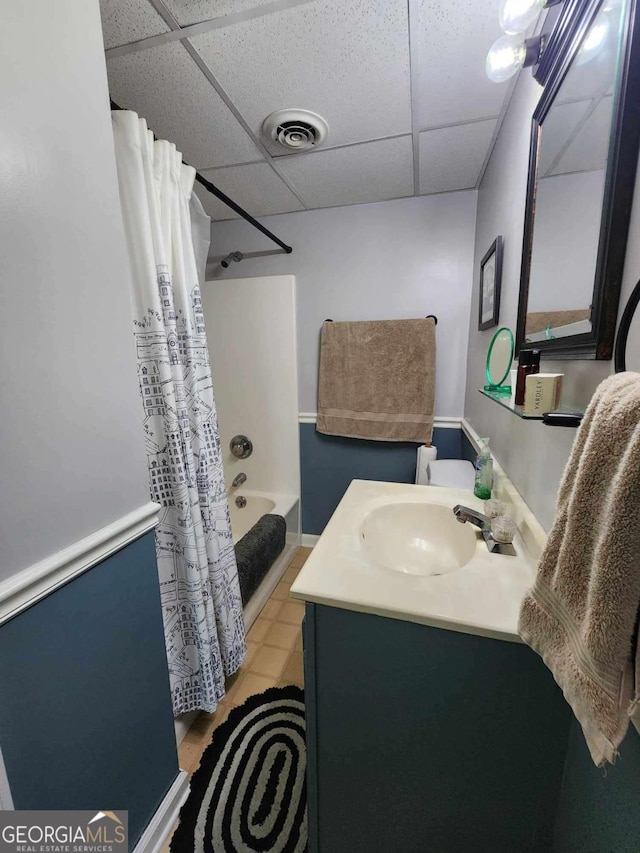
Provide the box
[232,472,247,488]
[452,504,516,556]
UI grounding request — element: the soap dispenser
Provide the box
[474,438,493,500]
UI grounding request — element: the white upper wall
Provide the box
[0,0,148,580]
[208,192,478,417]
[464,71,640,529]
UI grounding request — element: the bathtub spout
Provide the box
[232,472,247,488]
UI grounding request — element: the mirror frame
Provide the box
[516,0,640,359]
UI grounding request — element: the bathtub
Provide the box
[228,490,301,630]
[228,490,298,542]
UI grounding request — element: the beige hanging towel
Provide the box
[518,372,640,767]
[316,317,436,443]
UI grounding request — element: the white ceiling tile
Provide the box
[162,0,278,27]
[276,136,414,209]
[551,96,613,176]
[538,100,591,176]
[196,163,304,219]
[419,120,497,194]
[189,0,411,149]
[99,0,169,50]
[416,0,510,127]
[106,41,261,168]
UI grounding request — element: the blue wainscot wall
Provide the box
[553,721,640,853]
[0,531,178,845]
[461,428,640,851]
[300,422,464,535]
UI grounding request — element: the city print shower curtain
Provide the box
[112,110,246,715]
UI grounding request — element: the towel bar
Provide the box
[323,315,438,324]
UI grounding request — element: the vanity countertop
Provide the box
[290,479,540,643]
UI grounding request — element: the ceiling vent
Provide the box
[262,109,329,152]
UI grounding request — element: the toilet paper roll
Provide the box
[415,444,438,484]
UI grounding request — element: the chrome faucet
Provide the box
[452,504,516,556]
[232,472,247,488]
[452,505,490,530]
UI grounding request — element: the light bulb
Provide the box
[499,0,546,35]
[486,34,527,82]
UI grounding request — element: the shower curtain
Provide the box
[112,110,246,716]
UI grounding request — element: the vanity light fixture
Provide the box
[487,0,563,81]
[486,33,544,82]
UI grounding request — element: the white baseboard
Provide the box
[133,770,189,853]
[301,534,320,547]
[0,502,161,627]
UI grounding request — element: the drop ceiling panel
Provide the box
[416,0,510,127]
[189,0,411,150]
[99,0,169,50]
[162,0,279,27]
[276,136,414,209]
[196,163,304,219]
[419,120,497,194]
[106,41,261,168]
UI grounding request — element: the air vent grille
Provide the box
[262,109,329,152]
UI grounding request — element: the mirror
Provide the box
[485,327,515,394]
[615,279,640,371]
[517,0,640,359]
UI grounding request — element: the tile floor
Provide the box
[172,546,311,806]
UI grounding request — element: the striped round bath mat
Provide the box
[171,686,307,853]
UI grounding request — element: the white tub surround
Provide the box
[202,275,300,501]
[291,479,541,643]
[203,275,301,626]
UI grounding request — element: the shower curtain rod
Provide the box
[110,100,293,256]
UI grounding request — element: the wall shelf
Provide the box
[478,388,584,427]
[478,388,543,419]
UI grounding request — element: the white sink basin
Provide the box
[360,502,478,576]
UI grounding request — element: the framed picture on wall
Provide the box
[478,236,503,331]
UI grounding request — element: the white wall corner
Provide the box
[133,770,189,853]
[301,534,320,547]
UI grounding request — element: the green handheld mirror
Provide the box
[484,327,514,395]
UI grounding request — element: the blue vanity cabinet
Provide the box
[302,602,571,853]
